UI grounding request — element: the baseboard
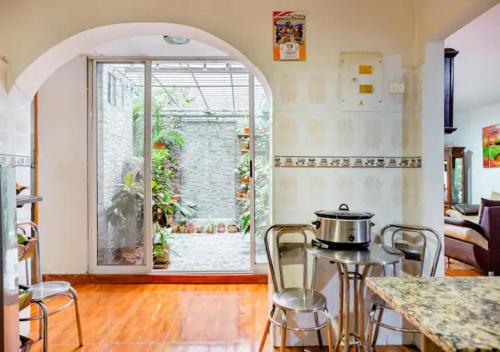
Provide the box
[42,273,268,285]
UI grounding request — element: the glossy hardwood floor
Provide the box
[27,261,478,352]
[29,284,270,351]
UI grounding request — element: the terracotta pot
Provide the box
[178,224,187,233]
[242,127,250,135]
[217,223,226,233]
[240,141,249,151]
[206,225,214,234]
[167,215,174,226]
[122,247,139,265]
[171,224,179,233]
[153,245,170,269]
[227,224,238,233]
[240,177,250,184]
[187,223,195,234]
[236,192,249,200]
[153,141,167,150]
[196,226,204,233]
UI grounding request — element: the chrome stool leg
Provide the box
[314,311,324,349]
[280,311,287,352]
[38,304,43,341]
[69,287,83,346]
[371,307,385,348]
[35,301,49,352]
[259,305,276,352]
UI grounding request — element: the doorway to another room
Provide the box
[89,55,271,274]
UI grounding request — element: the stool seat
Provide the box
[31,281,71,301]
[273,287,327,313]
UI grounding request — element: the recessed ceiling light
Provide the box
[163,36,191,45]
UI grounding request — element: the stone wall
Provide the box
[180,119,241,220]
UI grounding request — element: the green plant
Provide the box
[240,211,250,234]
[204,217,215,232]
[237,152,251,179]
[106,169,144,246]
[152,180,198,227]
[153,224,173,265]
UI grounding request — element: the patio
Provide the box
[164,233,251,272]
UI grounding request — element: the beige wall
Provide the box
[37,56,88,274]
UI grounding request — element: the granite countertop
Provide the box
[366,276,500,352]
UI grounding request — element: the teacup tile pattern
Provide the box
[274,156,421,168]
[0,153,32,167]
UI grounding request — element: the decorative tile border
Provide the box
[0,154,32,167]
[274,156,422,169]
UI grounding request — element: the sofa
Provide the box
[445,203,500,275]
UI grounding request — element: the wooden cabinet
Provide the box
[444,147,465,211]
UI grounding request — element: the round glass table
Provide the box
[307,242,403,352]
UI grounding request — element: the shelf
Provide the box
[16,195,43,207]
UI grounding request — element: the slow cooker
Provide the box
[312,203,374,248]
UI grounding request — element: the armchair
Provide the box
[445,206,500,275]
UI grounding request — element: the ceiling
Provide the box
[445,4,500,112]
[89,35,228,57]
[109,60,267,116]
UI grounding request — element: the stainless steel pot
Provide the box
[312,204,374,247]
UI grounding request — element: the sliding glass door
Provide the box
[90,61,152,272]
[89,58,270,273]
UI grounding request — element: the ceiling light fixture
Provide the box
[163,36,191,45]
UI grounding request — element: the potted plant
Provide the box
[237,153,251,184]
[105,169,144,264]
[240,212,251,234]
[153,226,172,269]
[178,220,187,233]
[205,218,215,234]
[227,223,239,233]
[196,225,204,233]
[187,223,195,234]
[217,223,226,233]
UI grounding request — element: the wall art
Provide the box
[273,11,306,61]
[482,124,500,168]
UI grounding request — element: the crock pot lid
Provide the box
[314,209,374,220]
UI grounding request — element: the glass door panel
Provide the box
[252,77,271,265]
[95,62,147,267]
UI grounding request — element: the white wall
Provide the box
[37,56,88,274]
[446,102,500,203]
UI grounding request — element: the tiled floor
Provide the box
[28,284,270,352]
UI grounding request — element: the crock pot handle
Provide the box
[312,220,321,229]
[339,203,350,211]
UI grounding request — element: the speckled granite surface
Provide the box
[366,277,500,352]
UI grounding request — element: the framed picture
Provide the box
[482,124,500,168]
[273,11,306,61]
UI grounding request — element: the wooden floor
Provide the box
[26,262,481,352]
[27,283,420,352]
[445,258,483,277]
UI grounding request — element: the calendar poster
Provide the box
[273,11,306,61]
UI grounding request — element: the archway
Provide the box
[11,22,272,102]
[16,22,272,274]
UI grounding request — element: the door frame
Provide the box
[87,56,269,274]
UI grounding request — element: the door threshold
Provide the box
[43,273,268,285]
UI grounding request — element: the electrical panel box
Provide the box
[340,52,383,112]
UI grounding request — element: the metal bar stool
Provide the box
[367,224,442,348]
[258,224,334,352]
[17,221,83,352]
